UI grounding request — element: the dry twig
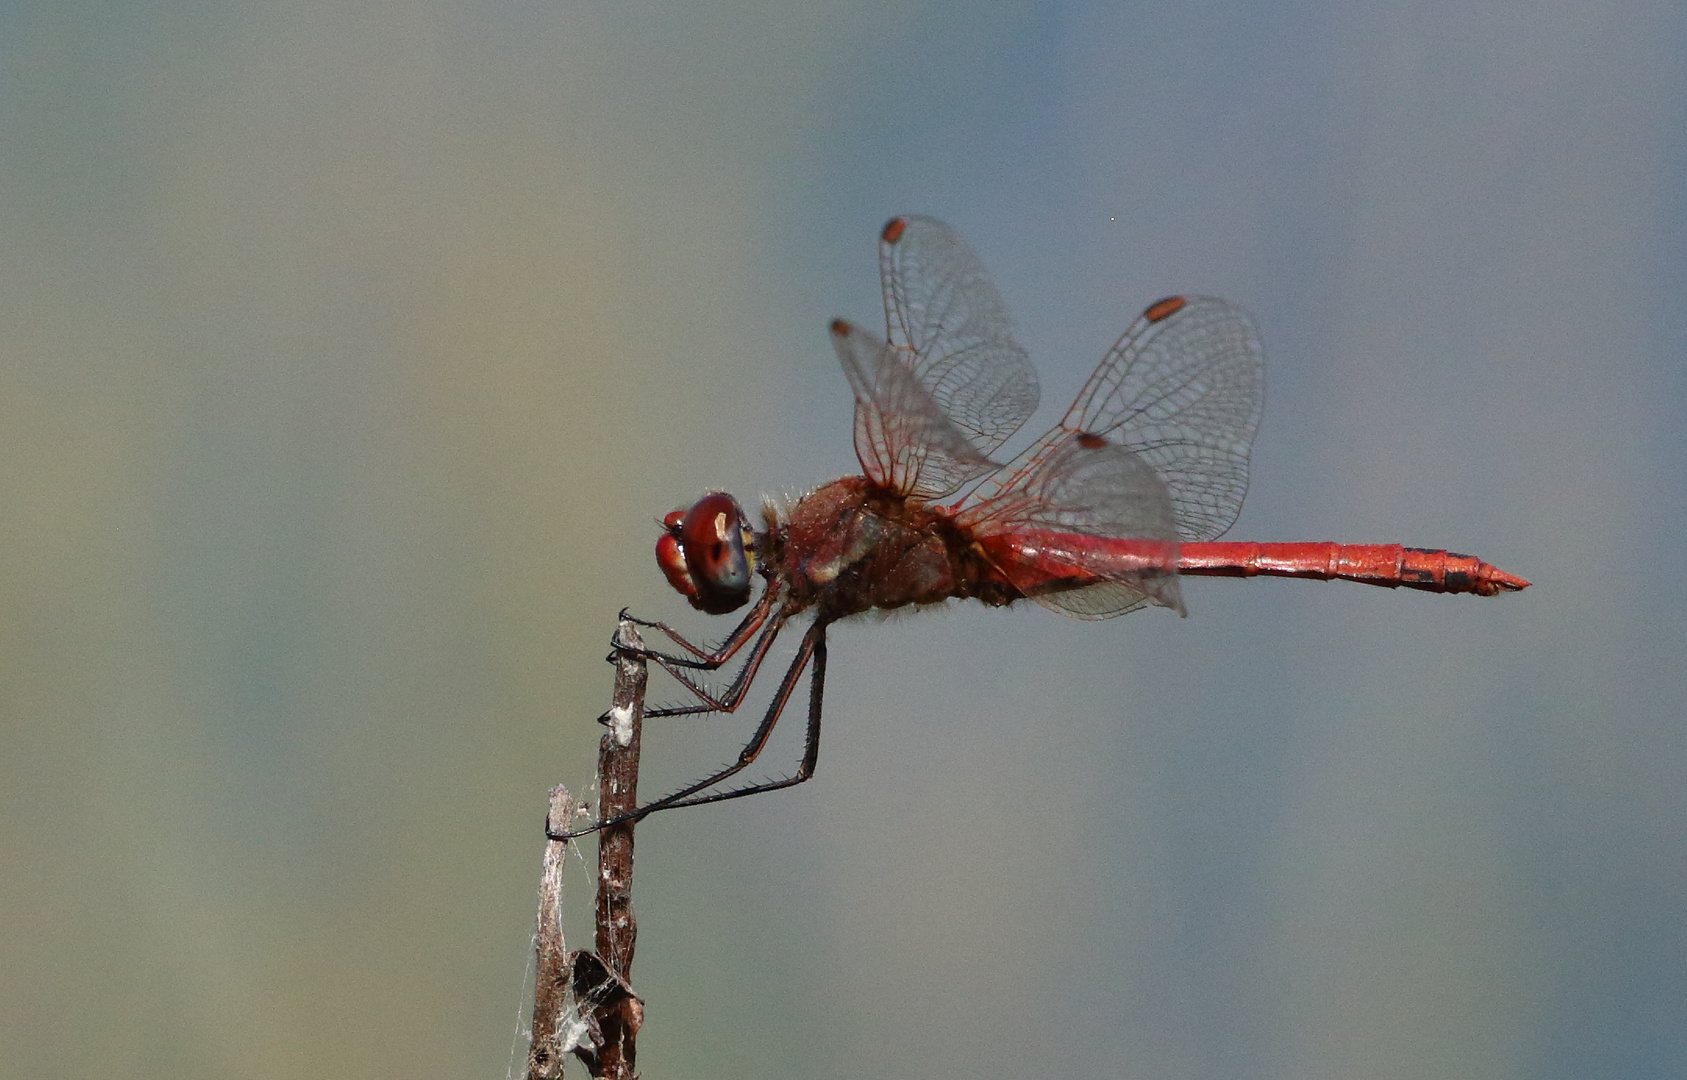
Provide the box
[526,618,647,1080]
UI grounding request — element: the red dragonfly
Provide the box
[559,215,1529,838]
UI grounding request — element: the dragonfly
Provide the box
[556,215,1529,839]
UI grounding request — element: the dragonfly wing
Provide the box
[1078,296,1263,541]
[877,216,1040,461]
[831,318,998,499]
[960,432,1184,619]
[980,296,1263,542]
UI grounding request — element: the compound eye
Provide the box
[655,530,699,603]
[676,493,753,614]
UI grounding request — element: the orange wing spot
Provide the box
[830,318,852,336]
[881,217,908,244]
[1076,432,1109,449]
[1143,296,1187,323]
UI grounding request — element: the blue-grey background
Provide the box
[3,2,1683,1077]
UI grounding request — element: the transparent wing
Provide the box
[831,318,998,499]
[959,433,1184,619]
[871,216,1040,476]
[977,296,1264,542]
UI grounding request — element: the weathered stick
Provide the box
[526,617,648,1080]
[584,621,647,1077]
[525,785,579,1080]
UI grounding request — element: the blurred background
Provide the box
[3,1,1683,1077]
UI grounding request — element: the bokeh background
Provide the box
[4,1,1684,1077]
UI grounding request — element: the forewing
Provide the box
[877,216,1040,458]
[831,319,998,499]
[960,433,1184,619]
[981,297,1263,542]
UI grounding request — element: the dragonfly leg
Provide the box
[635,610,789,718]
[556,620,828,839]
[614,588,775,669]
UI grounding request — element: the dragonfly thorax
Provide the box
[778,477,1018,618]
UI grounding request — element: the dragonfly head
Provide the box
[656,492,756,614]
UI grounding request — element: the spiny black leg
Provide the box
[654,625,829,808]
[795,630,826,776]
[637,610,789,717]
[614,589,775,670]
[556,620,829,839]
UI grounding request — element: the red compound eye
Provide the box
[653,492,754,614]
[655,530,697,603]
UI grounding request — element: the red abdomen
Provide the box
[1176,542,1530,595]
